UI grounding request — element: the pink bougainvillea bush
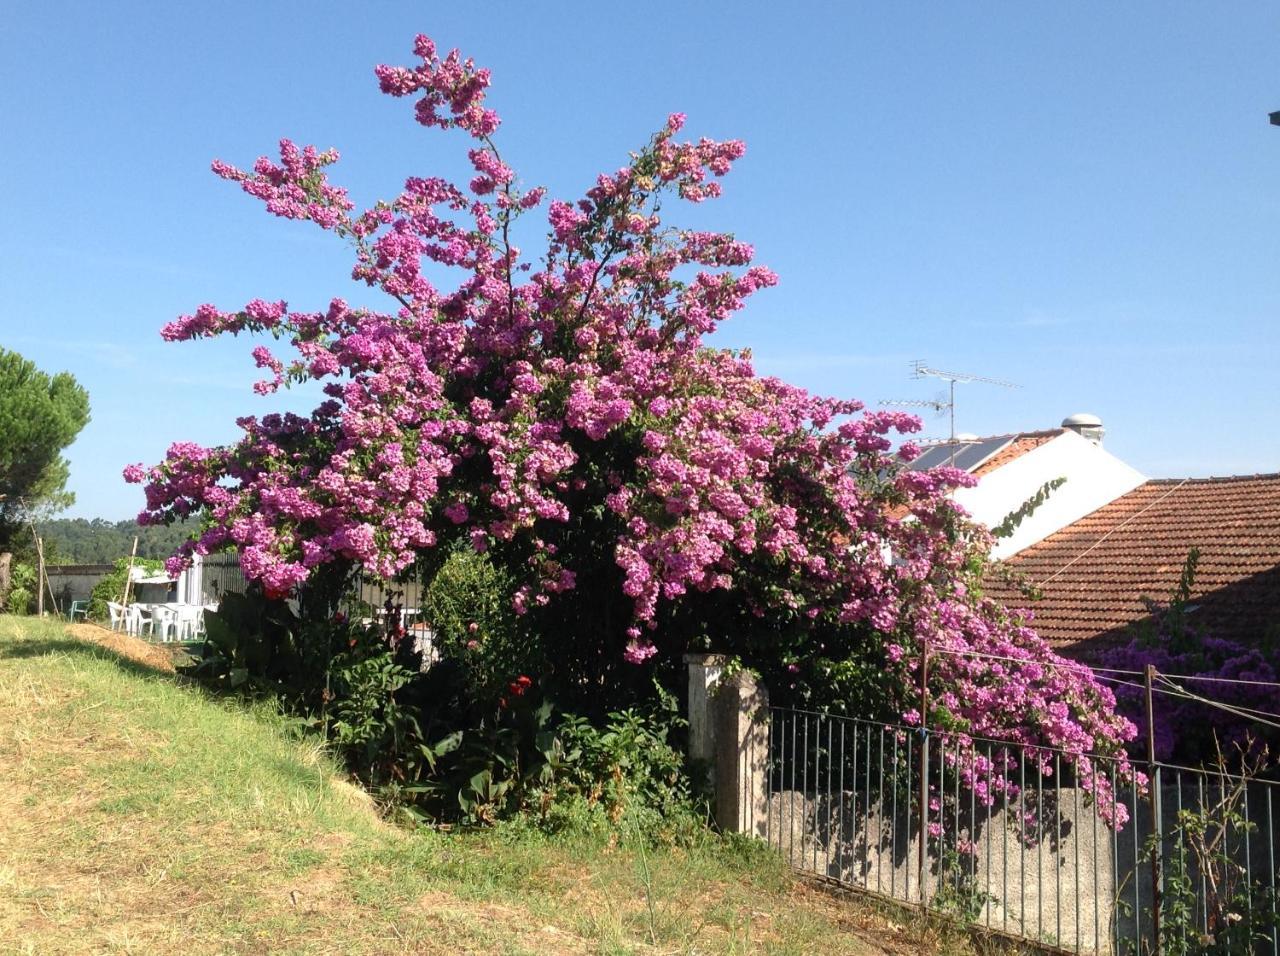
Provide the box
[129,35,1140,824]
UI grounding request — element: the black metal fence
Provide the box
[763,707,1280,954]
[198,554,246,605]
[193,553,436,663]
[198,555,426,620]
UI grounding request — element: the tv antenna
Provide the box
[881,361,1019,465]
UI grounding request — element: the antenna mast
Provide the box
[882,361,1019,466]
[909,361,1018,446]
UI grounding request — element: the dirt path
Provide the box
[62,621,178,672]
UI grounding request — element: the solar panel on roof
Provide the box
[906,444,958,471]
[906,437,1013,473]
[953,437,1013,471]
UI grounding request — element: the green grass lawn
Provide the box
[0,616,1007,955]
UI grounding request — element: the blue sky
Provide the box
[2,2,1278,520]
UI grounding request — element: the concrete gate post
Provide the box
[684,654,770,837]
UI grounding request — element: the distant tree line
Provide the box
[37,518,193,565]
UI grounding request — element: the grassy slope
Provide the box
[0,617,991,955]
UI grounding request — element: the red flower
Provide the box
[508,675,533,697]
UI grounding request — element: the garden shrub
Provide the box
[406,675,705,842]
[547,689,706,843]
[420,545,531,702]
[3,561,36,615]
[1101,550,1280,765]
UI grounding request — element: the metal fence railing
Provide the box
[198,554,247,606]
[189,553,436,665]
[761,707,1280,955]
[196,555,426,621]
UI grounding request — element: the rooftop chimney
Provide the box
[1062,412,1105,446]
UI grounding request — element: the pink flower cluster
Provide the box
[131,34,1140,826]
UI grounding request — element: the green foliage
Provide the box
[188,589,300,690]
[0,348,90,551]
[38,517,197,564]
[991,476,1066,540]
[420,545,530,700]
[1129,743,1280,955]
[550,690,702,841]
[87,556,164,620]
[409,691,563,826]
[327,641,419,779]
[3,561,37,615]
[931,847,994,922]
[407,680,703,841]
[1139,546,1200,654]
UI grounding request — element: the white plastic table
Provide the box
[141,603,207,642]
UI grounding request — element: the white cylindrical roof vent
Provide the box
[1062,412,1105,445]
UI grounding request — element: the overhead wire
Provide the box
[1077,672,1280,733]
[1157,672,1280,689]
[1155,674,1280,730]
[1034,479,1189,586]
[923,644,1145,678]
[925,643,1280,688]
[921,644,1280,725]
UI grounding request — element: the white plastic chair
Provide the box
[107,602,126,632]
[127,605,154,638]
[177,605,204,641]
[150,605,177,642]
[161,605,193,642]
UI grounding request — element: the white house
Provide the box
[909,414,1147,559]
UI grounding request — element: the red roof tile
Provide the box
[987,474,1280,659]
[971,430,1064,477]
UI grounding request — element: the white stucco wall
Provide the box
[952,430,1146,559]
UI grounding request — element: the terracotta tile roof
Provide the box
[987,474,1280,659]
[970,430,1064,477]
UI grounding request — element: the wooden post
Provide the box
[42,548,60,617]
[1145,663,1162,953]
[35,534,45,617]
[120,536,140,612]
[0,552,11,611]
[918,638,930,908]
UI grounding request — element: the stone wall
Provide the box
[762,787,1116,954]
[45,564,114,609]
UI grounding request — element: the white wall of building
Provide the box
[953,430,1146,559]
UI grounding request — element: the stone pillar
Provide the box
[713,669,770,837]
[684,653,728,780]
[684,654,771,836]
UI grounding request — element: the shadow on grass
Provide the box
[0,635,184,682]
